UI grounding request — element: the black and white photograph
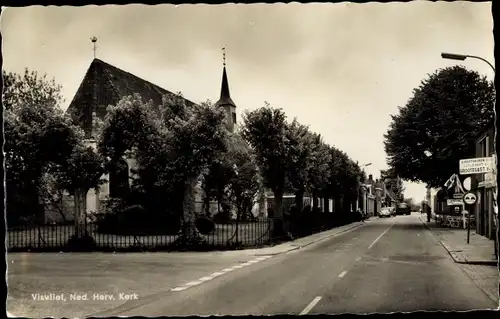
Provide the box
[3,1,498,317]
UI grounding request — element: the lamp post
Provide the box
[441,52,495,73]
[441,51,497,261]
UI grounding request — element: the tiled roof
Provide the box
[66,58,197,135]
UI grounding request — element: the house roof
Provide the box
[66,58,197,136]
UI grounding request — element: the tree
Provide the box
[307,134,332,210]
[241,105,290,221]
[4,69,77,225]
[384,66,495,188]
[284,119,314,210]
[2,68,64,112]
[380,169,405,202]
[226,133,263,222]
[100,93,228,240]
[200,154,233,218]
[159,94,228,239]
[51,143,106,231]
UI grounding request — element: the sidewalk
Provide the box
[251,217,375,256]
[419,216,498,266]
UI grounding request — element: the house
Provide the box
[472,118,496,240]
[45,57,257,222]
[361,174,377,216]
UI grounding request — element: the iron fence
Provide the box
[7,219,273,252]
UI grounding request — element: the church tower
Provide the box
[215,48,237,133]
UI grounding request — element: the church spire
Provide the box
[216,47,237,133]
[216,47,236,108]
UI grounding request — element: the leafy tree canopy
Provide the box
[2,68,65,112]
[241,105,290,196]
[384,66,494,188]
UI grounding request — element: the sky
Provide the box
[1,2,494,203]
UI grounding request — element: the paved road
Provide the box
[8,214,497,317]
[89,215,496,316]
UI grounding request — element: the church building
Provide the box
[46,51,257,222]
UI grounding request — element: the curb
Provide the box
[419,217,498,266]
[255,222,365,256]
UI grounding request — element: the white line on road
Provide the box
[184,281,202,286]
[368,222,395,250]
[171,256,275,292]
[210,272,225,277]
[338,271,347,278]
[299,296,322,315]
[199,276,214,281]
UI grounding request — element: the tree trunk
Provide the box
[335,195,342,213]
[273,188,284,219]
[203,192,211,217]
[294,189,305,212]
[74,189,81,237]
[73,188,88,237]
[182,176,200,239]
[272,188,286,236]
[312,190,319,210]
[323,196,329,213]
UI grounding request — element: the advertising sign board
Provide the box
[459,157,494,175]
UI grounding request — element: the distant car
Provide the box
[379,207,392,218]
[396,203,411,215]
[390,207,396,216]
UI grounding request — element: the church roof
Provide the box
[66,58,196,136]
[215,66,236,108]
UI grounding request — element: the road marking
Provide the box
[210,272,225,277]
[199,276,214,281]
[299,296,322,315]
[368,222,394,250]
[338,271,347,278]
[171,255,274,292]
[355,257,361,262]
[184,281,202,287]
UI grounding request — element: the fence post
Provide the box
[38,223,41,249]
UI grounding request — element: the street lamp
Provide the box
[442,51,497,262]
[441,52,495,73]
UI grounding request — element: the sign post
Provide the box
[459,157,494,175]
[463,192,477,244]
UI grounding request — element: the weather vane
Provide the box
[91,36,98,59]
[222,47,226,67]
